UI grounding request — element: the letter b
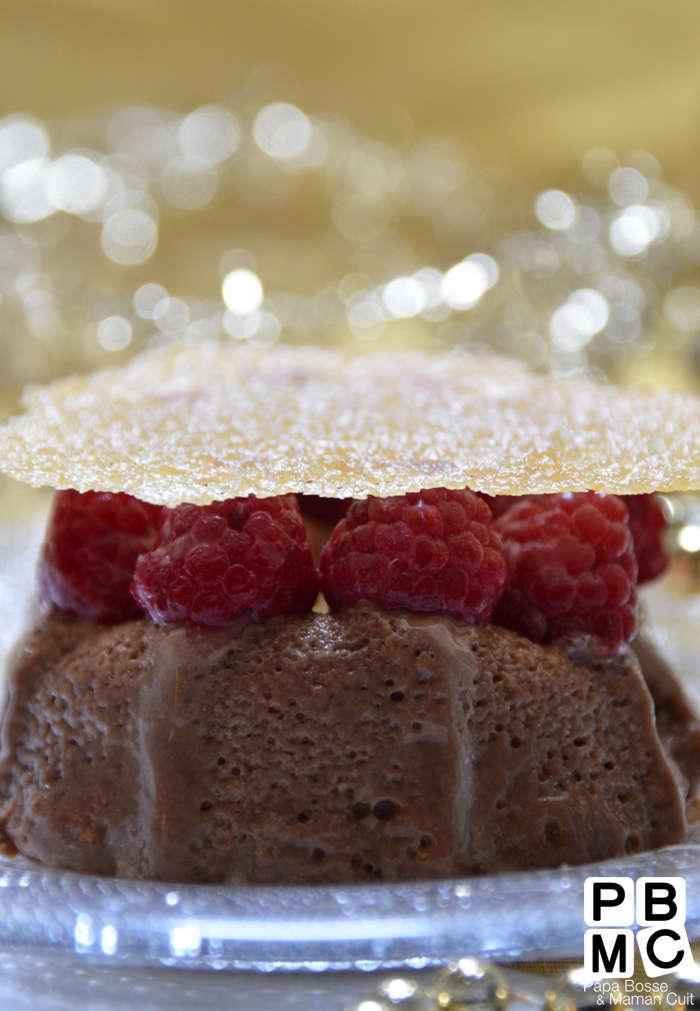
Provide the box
[636,878,685,925]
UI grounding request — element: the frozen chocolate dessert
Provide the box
[0,341,699,883]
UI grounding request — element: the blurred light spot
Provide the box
[347,289,386,334]
[133,283,168,319]
[153,296,190,333]
[290,122,328,169]
[101,209,158,266]
[569,205,601,244]
[253,103,312,160]
[251,310,282,346]
[338,272,372,300]
[382,276,426,318]
[74,913,95,949]
[441,254,498,309]
[169,921,201,958]
[609,204,660,256]
[535,189,576,230]
[606,305,641,344]
[100,925,118,955]
[47,154,108,215]
[379,979,419,1002]
[0,116,49,175]
[178,105,240,165]
[161,155,218,210]
[679,525,700,553]
[97,315,133,351]
[550,288,609,350]
[223,309,257,340]
[582,147,618,186]
[627,149,661,180]
[608,166,649,207]
[346,141,403,200]
[1,158,53,223]
[222,268,263,314]
[664,286,700,331]
[185,317,221,342]
[468,252,499,287]
[412,267,443,309]
[108,105,176,164]
[27,303,61,341]
[664,188,697,239]
[407,141,461,204]
[648,199,671,240]
[103,187,159,221]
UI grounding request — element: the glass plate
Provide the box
[0,489,698,973]
[1,840,700,972]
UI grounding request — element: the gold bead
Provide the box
[432,957,509,1010]
[376,976,433,1009]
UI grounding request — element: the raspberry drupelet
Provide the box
[131,494,319,626]
[320,487,507,624]
[494,492,638,657]
[39,490,165,623]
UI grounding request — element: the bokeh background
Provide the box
[1,0,700,403]
[5,0,700,196]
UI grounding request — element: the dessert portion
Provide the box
[0,343,699,884]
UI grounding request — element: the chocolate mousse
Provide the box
[0,604,687,883]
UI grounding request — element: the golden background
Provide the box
[3,0,700,200]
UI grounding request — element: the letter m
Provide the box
[584,929,634,978]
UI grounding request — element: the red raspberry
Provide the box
[623,494,669,584]
[131,494,318,626]
[319,488,507,624]
[39,490,165,622]
[494,492,638,657]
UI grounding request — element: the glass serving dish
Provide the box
[0,488,698,977]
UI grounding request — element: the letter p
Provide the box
[584,877,634,927]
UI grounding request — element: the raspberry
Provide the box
[131,494,318,626]
[39,490,165,622]
[624,494,669,584]
[299,495,352,524]
[494,492,638,657]
[319,487,507,624]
